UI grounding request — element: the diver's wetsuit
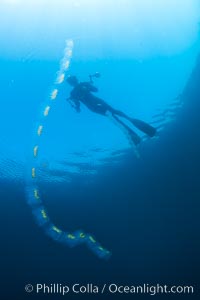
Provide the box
[69,82,114,115]
[68,80,156,145]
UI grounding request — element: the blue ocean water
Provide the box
[0,0,200,299]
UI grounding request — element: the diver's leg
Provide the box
[109,108,131,120]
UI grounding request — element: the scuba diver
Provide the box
[66,73,156,146]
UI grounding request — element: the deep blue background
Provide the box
[1,60,200,299]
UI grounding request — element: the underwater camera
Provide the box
[89,72,101,81]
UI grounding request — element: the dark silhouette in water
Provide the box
[66,74,156,145]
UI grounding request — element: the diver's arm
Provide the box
[89,75,94,84]
[74,99,81,112]
[66,97,81,112]
[89,85,98,92]
[71,98,80,112]
[83,82,98,93]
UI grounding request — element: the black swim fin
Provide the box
[131,118,156,137]
[113,115,141,145]
[127,127,141,145]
